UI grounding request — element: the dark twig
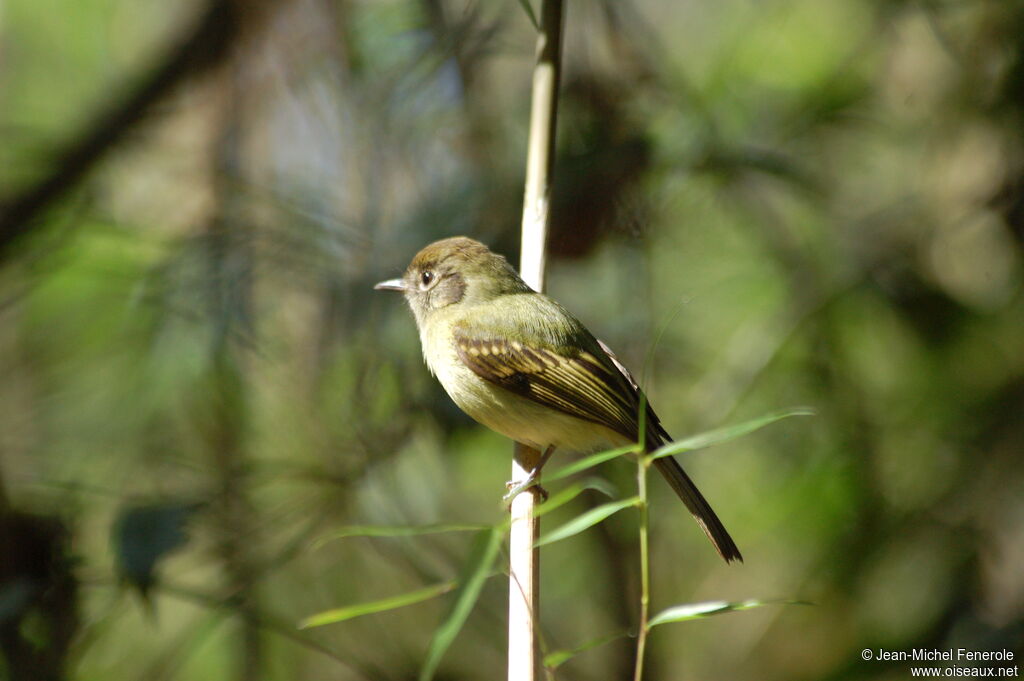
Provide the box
[0,0,275,263]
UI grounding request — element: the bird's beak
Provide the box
[374,278,407,292]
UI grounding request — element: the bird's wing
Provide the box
[451,295,662,444]
[452,296,740,562]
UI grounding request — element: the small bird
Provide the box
[375,237,741,563]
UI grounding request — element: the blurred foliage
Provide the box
[113,500,203,597]
[1,0,1023,680]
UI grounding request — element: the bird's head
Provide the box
[375,237,532,327]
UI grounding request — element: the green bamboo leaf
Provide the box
[535,496,640,548]
[516,0,539,29]
[299,581,456,629]
[544,444,638,483]
[648,598,809,628]
[648,408,815,461]
[543,629,631,669]
[419,527,502,681]
[314,523,489,548]
[535,478,617,519]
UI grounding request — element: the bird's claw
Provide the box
[503,471,548,504]
[503,446,555,505]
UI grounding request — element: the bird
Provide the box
[375,236,741,563]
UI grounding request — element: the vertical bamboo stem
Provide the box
[509,2,564,681]
[633,457,651,681]
[508,444,543,681]
[518,0,564,293]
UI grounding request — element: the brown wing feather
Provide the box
[453,330,638,440]
[452,323,743,563]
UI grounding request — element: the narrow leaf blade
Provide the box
[419,527,502,681]
[543,629,631,669]
[314,523,488,548]
[648,598,809,628]
[299,581,456,629]
[535,497,640,548]
[544,445,638,483]
[649,408,815,461]
[535,478,617,519]
[516,0,539,29]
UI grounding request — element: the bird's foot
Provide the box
[503,445,555,505]
[503,471,549,504]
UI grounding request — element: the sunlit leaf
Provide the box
[544,444,638,483]
[543,629,631,669]
[299,580,456,629]
[648,598,810,628]
[535,478,617,519]
[419,527,502,681]
[648,408,815,461]
[535,496,640,548]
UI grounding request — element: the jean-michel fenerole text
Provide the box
[874,649,1015,663]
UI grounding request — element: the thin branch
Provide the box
[632,457,651,681]
[509,2,565,681]
[518,0,564,292]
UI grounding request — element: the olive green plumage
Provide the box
[376,236,741,563]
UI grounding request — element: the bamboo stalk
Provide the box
[509,2,564,681]
[508,444,543,681]
[633,457,651,681]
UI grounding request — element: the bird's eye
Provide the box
[419,270,436,289]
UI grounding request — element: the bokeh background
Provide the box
[1,0,1022,679]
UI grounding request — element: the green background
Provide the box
[0,0,1021,679]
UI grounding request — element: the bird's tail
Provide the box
[652,456,743,563]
